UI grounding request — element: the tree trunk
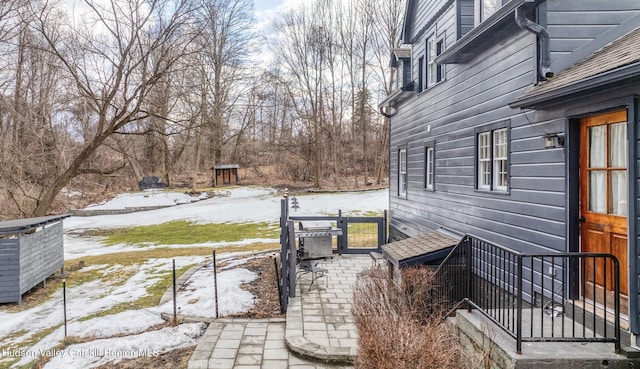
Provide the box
[33,131,110,216]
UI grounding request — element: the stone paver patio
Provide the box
[187,255,371,369]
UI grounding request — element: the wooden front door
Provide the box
[579,110,629,302]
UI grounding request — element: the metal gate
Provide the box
[277,193,387,311]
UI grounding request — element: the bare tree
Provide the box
[371,0,407,184]
[275,0,339,188]
[27,0,197,216]
[192,0,256,174]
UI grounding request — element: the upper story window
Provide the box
[391,48,412,91]
[399,148,408,197]
[395,63,404,91]
[476,123,509,192]
[457,0,509,40]
[425,36,444,89]
[478,0,501,23]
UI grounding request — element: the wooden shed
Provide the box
[0,215,70,304]
[213,164,239,187]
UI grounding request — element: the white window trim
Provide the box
[399,148,407,197]
[425,146,435,190]
[427,37,437,88]
[476,126,509,192]
[493,129,508,191]
[475,0,502,25]
[478,132,491,190]
[425,36,444,89]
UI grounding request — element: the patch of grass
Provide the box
[0,267,106,313]
[66,243,279,266]
[66,268,107,288]
[93,221,279,246]
[347,222,380,248]
[362,210,384,217]
[0,324,63,369]
[78,264,194,321]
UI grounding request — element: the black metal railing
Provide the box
[434,235,620,354]
[277,193,388,312]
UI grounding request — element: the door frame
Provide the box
[566,102,638,333]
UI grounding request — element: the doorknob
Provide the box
[578,216,585,223]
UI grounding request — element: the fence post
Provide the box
[274,256,284,313]
[466,236,473,311]
[287,220,297,298]
[338,210,347,255]
[383,210,388,244]
[280,195,289,311]
[173,259,177,323]
[213,250,219,318]
[63,278,67,338]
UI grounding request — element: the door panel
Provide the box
[612,233,628,294]
[579,110,628,300]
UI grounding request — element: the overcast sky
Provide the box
[254,0,283,12]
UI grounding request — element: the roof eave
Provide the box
[0,214,72,235]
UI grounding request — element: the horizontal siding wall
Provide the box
[547,0,640,59]
[391,9,570,253]
[19,222,64,296]
[0,239,20,303]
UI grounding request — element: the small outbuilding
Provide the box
[213,164,240,187]
[0,214,70,304]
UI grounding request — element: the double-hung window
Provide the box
[478,132,491,189]
[493,129,508,191]
[476,125,509,192]
[399,148,407,197]
[425,145,435,190]
[457,0,508,39]
[426,37,444,88]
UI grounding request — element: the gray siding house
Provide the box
[381,0,640,346]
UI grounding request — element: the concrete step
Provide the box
[454,310,640,369]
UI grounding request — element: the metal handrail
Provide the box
[434,234,621,353]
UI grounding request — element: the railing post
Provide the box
[516,255,523,354]
[613,256,621,353]
[466,236,473,311]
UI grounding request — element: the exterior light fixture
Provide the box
[544,133,565,149]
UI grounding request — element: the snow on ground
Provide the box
[85,189,209,209]
[2,257,205,365]
[158,267,258,318]
[1,187,388,368]
[64,187,388,230]
[42,323,206,369]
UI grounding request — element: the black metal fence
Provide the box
[289,210,387,255]
[434,235,621,354]
[277,193,387,312]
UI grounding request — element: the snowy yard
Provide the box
[0,187,388,369]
